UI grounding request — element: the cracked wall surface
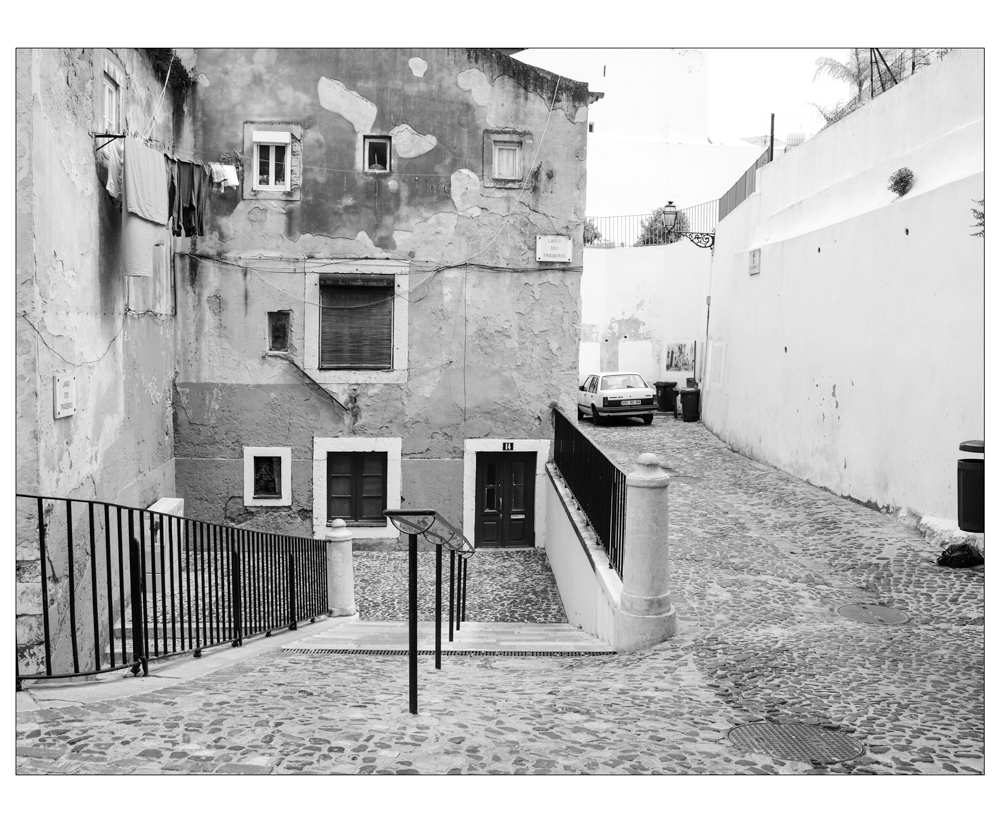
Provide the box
[15,48,194,674]
[174,49,592,538]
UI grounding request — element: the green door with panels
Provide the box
[474,452,535,548]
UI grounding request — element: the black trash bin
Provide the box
[678,388,701,422]
[958,440,984,533]
[654,381,677,413]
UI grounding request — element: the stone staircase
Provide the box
[282,619,613,655]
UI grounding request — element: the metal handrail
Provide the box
[552,408,627,579]
[15,493,328,688]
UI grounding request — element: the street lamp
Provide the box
[384,509,474,714]
[661,201,716,249]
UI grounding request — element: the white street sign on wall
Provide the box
[53,374,77,419]
[536,235,573,263]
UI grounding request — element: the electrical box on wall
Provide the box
[749,248,761,275]
[536,235,573,263]
[53,374,77,419]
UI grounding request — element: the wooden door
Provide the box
[475,452,536,548]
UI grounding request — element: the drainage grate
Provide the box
[727,722,864,764]
[837,604,909,625]
[286,648,615,658]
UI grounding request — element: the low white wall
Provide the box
[544,466,621,647]
[704,50,985,522]
[581,244,712,386]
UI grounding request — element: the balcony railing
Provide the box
[585,200,718,249]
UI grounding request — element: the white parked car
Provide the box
[577,372,657,425]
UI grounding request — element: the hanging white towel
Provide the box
[221,164,240,192]
[124,135,168,225]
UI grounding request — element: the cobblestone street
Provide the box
[16,415,984,781]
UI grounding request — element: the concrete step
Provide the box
[282,620,613,654]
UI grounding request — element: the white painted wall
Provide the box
[544,469,621,647]
[703,49,985,522]
[581,244,712,386]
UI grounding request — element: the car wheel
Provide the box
[591,405,604,425]
[641,414,653,425]
[577,406,584,420]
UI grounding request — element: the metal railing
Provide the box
[15,494,328,687]
[718,147,772,224]
[586,199,718,249]
[552,408,627,578]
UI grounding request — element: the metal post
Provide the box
[288,550,297,631]
[769,113,775,162]
[448,549,455,642]
[455,555,462,632]
[231,546,242,647]
[462,555,468,623]
[435,545,442,670]
[408,532,418,714]
[127,522,147,677]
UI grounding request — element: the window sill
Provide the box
[304,367,408,385]
[329,520,388,529]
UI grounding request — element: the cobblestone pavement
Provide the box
[353,548,567,623]
[16,415,984,777]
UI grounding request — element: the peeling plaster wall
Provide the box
[703,50,985,522]
[175,49,591,539]
[15,49,191,674]
[580,244,711,385]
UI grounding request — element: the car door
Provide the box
[578,374,596,412]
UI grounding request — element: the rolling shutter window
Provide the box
[319,276,394,369]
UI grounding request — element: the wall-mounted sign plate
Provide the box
[53,374,77,419]
[536,235,573,263]
[749,248,761,275]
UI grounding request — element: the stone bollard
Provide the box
[617,453,676,652]
[326,519,356,617]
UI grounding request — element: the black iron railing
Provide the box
[585,199,718,249]
[552,408,627,578]
[15,494,328,687]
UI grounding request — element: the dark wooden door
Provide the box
[475,452,536,548]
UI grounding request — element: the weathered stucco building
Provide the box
[174,49,594,548]
[16,47,593,671]
[16,48,196,672]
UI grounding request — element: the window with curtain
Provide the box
[493,141,521,180]
[319,276,394,369]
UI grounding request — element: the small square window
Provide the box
[253,455,282,498]
[243,447,292,507]
[483,130,532,189]
[364,136,391,173]
[268,311,290,352]
[493,141,522,180]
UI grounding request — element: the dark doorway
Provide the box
[475,452,536,548]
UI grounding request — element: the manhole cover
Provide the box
[727,722,864,764]
[837,604,909,624]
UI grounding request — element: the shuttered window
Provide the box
[319,276,394,370]
[327,452,388,523]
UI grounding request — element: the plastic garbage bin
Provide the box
[678,388,701,422]
[958,440,984,533]
[654,381,677,413]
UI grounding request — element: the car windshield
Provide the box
[600,374,648,391]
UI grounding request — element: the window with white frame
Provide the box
[243,447,292,507]
[302,261,409,386]
[96,52,124,134]
[243,123,301,201]
[252,131,291,192]
[312,437,402,539]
